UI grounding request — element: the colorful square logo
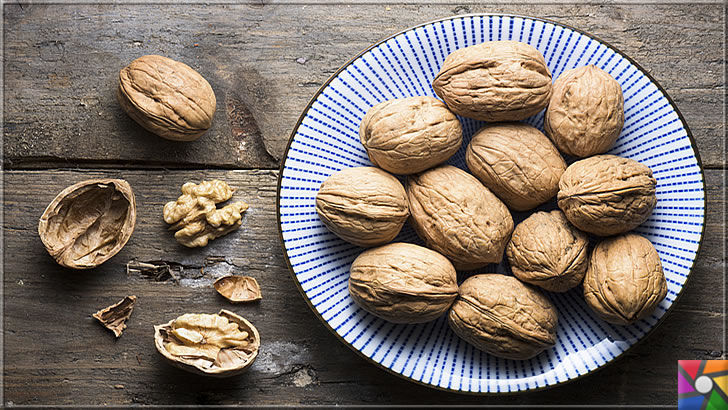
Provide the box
[678,360,728,410]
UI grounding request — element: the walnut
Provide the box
[545,65,624,157]
[163,180,248,247]
[154,310,259,377]
[583,233,667,325]
[117,55,216,141]
[92,295,137,337]
[432,41,552,122]
[359,96,462,174]
[214,275,262,303]
[465,122,566,211]
[448,274,558,360]
[506,210,589,292]
[348,242,458,323]
[407,165,513,270]
[558,155,656,236]
[38,179,136,269]
[315,167,409,247]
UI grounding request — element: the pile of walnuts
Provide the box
[316,40,667,360]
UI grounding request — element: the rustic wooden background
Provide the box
[3,2,725,406]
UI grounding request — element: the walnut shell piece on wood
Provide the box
[154,310,260,377]
[583,233,667,325]
[117,55,216,141]
[315,167,409,247]
[92,295,137,337]
[448,274,558,360]
[214,275,262,303]
[506,210,589,292]
[38,179,137,269]
[557,155,657,236]
[348,242,458,323]
[465,122,566,211]
[432,41,552,122]
[545,65,624,157]
[359,96,463,175]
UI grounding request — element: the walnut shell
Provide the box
[432,41,552,122]
[38,179,136,269]
[316,167,409,247]
[448,274,558,360]
[348,242,458,323]
[359,96,462,174]
[407,165,513,270]
[214,275,262,303]
[465,123,566,211]
[558,155,657,236]
[506,210,589,292]
[583,234,667,325]
[118,55,216,141]
[545,65,624,157]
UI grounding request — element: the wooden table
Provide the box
[3,3,725,406]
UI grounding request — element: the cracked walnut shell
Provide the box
[38,179,136,269]
[214,275,262,303]
[432,41,552,122]
[583,233,667,325]
[118,55,216,141]
[92,295,137,337]
[348,242,458,323]
[359,96,462,175]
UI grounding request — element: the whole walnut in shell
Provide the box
[316,167,409,247]
[466,123,566,211]
[359,96,462,175]
[118,55,216,141]
[432,41,552,122]
[583,233,667,325]
[545,65,624,157]
[558,155,657,236]
[407,165,513,270]
[506,210,589,292]
[349,242,458,323]
[448,274,558,360]
[38,179,136,269]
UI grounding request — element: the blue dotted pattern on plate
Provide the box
[278,15,705,393]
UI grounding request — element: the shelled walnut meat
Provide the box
[545,65,624,157]
[558,155,657,236]
[506,210,589,292]
[466,122,566,211]
[432,41,552,122]
[448,274,558,360]
[348,242,458,323]
[118,55,216,141]
[38,179,136,269]
[407,165,513,270]
[315,167,409,247]
[584,233,667,325]
[359,96,463,175]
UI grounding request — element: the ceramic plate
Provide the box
[276,14,705,393]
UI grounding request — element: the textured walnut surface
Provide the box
[432,40,552,122]
[348,242,458,323]
[214,275,262,303]
[558,155,657,236]
[584,233,667,325]
[359,96,462,175]
[466,122,566,211]
[448,274,558,360]
[38,179,136,269]
[545,65,624,157]
[92,295,137,338]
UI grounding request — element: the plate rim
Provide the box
[275,13,707,395]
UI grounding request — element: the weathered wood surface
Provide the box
[3,3,725,169]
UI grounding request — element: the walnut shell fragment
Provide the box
[584,233,667,325]
[118,55,216,141]
[38,179,137,269]
[92,295,137,337]
[154,310,259,377]
[214,275,262,303]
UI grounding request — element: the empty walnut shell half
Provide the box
[214,275,262,303]
[38,179,137,269]
[154,310,260,377]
